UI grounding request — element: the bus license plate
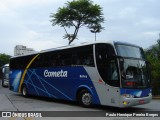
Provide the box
[139,100,145,104]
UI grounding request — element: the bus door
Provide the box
[95,44,120,107]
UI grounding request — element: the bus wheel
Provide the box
[78,89,92,107]
[21,85,28,97]
[1,80,4,87]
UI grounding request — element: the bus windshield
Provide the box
[3,66,9,80]
[116,44,145,59]
[116,44,151,89]
[4,67,9,73]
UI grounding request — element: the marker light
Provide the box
[123,101,130,105]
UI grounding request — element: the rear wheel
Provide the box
[78,89,92,107]
[21,85,28,97]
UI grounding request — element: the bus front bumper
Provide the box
[119,94,152,108]
[2,79,9,87]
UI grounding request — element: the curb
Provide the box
[152,96,160,99]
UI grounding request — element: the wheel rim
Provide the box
[22,87,27,96]
[82,93,92,106]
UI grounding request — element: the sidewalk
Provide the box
[153,96,160,99]
[0,94,16,111]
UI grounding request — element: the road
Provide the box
[0,82,160,120]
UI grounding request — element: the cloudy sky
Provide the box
[0,0,160,56]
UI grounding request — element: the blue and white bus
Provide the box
[9,41,152,108]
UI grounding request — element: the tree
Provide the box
[89,24,104,41]
[145,35,160,95]
[50,0,104,45]
[0,53,11,67]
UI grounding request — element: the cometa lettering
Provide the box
[44,69,68,77]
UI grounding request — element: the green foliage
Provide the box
[50,0,104,44]
[145,39,160,95]
[0,53,11,67]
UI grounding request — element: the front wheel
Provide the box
[78,89,92,107]
[1,80,4,87]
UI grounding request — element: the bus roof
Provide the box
[114,41,142,48]
[40,40,115,53]
[11,41,112,58]
[11,40,141,59]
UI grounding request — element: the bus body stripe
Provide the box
[18,54,39,92]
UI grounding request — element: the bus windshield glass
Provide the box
[116,44,145,59]
[116,44,151,89]
[5,67,9,73]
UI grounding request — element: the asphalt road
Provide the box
[0,82,160,120]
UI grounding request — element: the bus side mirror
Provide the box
[118,56,124,69]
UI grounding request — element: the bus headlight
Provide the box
[122,94,134,98]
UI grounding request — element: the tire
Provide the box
[78,89,92,107]
[2,80,5,87]
[21,85,28,97]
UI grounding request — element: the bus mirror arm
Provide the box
[116,56,124,60]
[107,55,124,61]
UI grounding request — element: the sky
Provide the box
[0,0,160,56]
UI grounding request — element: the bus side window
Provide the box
[96,43,119,87]
[96,44,108,83]
[61,50,72,66]
[81,45,93,66]
[72,50,82,66]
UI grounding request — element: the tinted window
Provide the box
[72,45,94,66]
[116,45,145,59]
[96,43,120,87]
[10,55,34,69]
[30,45,94,68]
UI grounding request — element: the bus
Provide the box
[1,64,9,87]
[9,41,152,108]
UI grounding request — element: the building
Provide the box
[14,45,36,56]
